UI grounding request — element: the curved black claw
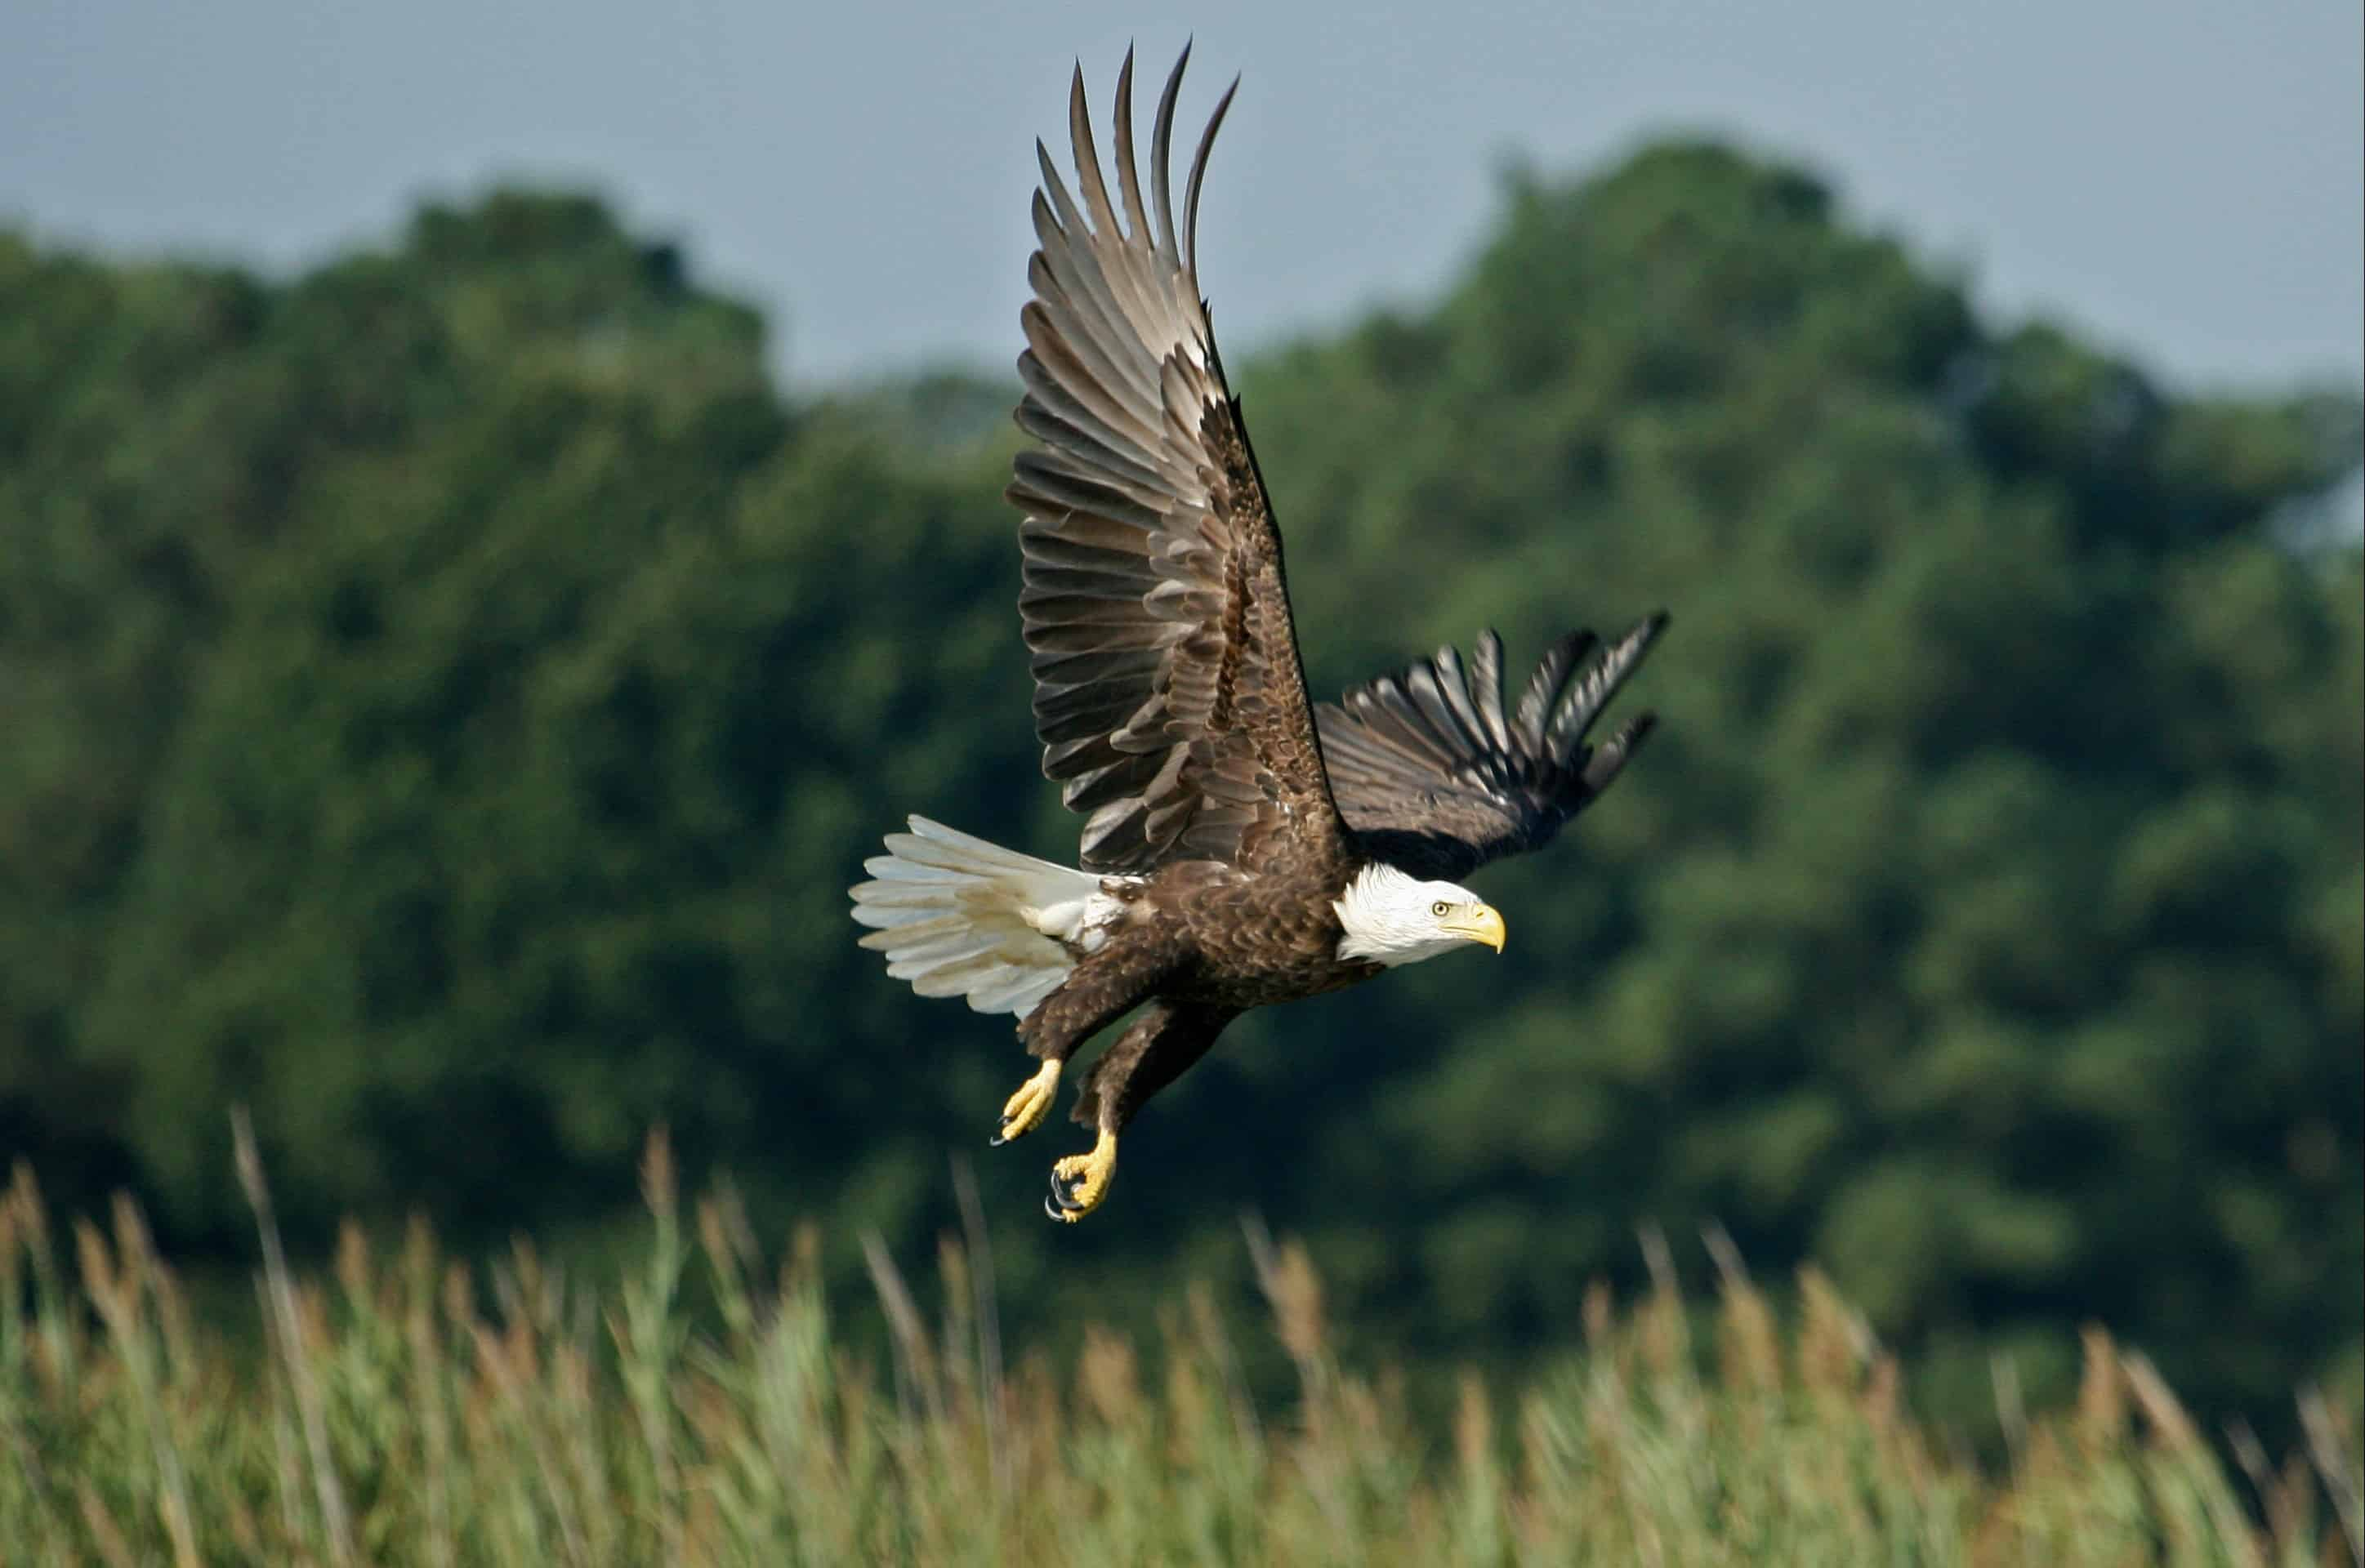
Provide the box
[1044,1133,1115,1223]
[993,1062,1061,1149]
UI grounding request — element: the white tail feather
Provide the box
[849,817,1106,1019]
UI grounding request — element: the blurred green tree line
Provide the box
[1,145,2357,1438]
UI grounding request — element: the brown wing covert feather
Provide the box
[1316,615,1669,880]
[1008,47,1345,876]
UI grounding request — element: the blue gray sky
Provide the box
[4,1,2359,401]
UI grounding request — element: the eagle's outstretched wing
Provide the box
[1010,49,1346,878]
[1314,616,1668,881]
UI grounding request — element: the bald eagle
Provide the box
[851,48,1667,1221]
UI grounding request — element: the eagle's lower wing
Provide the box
[1315,617,1668,881]
[1011,49,1345,876]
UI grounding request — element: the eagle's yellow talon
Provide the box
[1045,1131,1117,1222]
[992,1059,1061,1146]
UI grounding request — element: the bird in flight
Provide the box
[852,47,1666,1222]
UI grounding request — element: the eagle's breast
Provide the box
[1149,858,1380,1007]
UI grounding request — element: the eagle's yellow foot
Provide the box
[991,1059,1062,1147]
[1044,1131,1117,1223]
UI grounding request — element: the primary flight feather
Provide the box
[851,47,1667,1222]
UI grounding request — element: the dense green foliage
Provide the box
[1,146,2358,1443]
[7,1144,2358,1564]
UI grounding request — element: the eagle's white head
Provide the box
[1333,863,1507,966]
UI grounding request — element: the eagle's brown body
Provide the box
[1020,858,1381,1129]
[851,48,1667,1219]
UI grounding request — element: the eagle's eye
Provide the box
[1430,900,1451,916]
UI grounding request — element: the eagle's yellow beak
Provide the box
[1444,902,1506,953]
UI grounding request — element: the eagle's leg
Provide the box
[1046,1002,1238,1223]
[1046,1130,1117,1220]
[997,932,1175,1151]
[991,1059,1062,1147]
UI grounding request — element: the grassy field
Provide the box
[3,1127,2358,1566]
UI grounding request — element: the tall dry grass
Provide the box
[1,1125,2356,1566]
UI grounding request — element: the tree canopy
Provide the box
[2,147,2357,1438]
